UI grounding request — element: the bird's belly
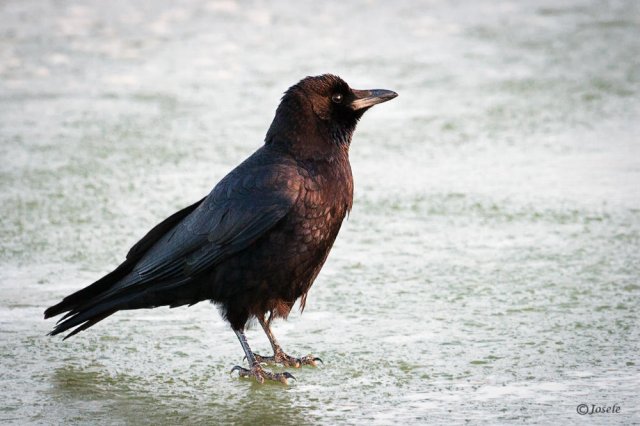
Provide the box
[260,211,343,296]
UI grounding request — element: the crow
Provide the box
[44,74,397,384]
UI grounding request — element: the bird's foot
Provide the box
[253,350,322,368]
[230,363,295,385]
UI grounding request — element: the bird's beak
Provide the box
[350,89,398,111]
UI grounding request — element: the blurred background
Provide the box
[1,0,639,424]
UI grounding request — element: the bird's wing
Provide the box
[108,163,302,294]
[126,197,206,261]
[47,159,304,337]
[43,196,206,320]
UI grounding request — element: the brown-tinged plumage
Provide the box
[44,74,397,384]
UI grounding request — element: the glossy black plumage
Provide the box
[45,74,397,344]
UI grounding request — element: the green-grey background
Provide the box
[1,0,639,424]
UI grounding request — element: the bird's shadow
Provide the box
[48,364,312,425]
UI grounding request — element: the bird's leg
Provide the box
[253,316,322,368]
[230,328,295,384]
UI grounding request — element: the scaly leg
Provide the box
[230,328,295,385]
[253,315,322,368]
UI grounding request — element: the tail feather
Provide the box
[44,197,207,338]
[48,292,136,337]
[44,260,134,320]
[44,196,205,322]
[47,278,199,338]
[60,310,117,340]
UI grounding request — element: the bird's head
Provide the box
[266,74,397,160]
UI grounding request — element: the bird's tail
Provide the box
[44,261,133,320]
[45,269,197,339]
[45,196,207,339]
[44,261,137,339]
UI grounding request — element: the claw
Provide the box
[230,365,247,375]
[296,354,322,367]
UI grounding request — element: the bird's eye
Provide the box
[331,93,343,104]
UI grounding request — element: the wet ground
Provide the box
[1,0,639,424]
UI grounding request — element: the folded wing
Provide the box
[46,162,302,338]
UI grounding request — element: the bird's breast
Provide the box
[284,159,353,268]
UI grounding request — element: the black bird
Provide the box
[44,74,397,384]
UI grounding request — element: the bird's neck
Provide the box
[265,94,354,161]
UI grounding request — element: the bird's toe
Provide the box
[265,370,296,385]
[277,352,322,368]
[253,353,276,364]
[231,363,292,385]
[252,350,322,368]
[299,355,323,367]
